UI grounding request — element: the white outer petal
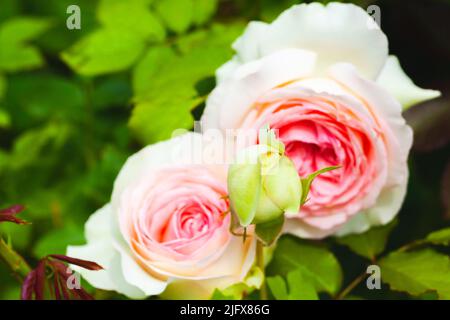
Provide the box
[107,253,148,299]
[284,219,339,239]
[376,56,441,110]
[216,57,240,84]
[226,3,388,80]
[202,49,317,131]
[336,181,408,236]
[66,205,117,291]
[113,239,167,297]
[66,205,146,297]
[232,21,270,62]
[66,241,116,291]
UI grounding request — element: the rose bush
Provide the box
[201,3,440,238]
[67,133,256,299]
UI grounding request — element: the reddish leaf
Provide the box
[53,273,61,300]
[51,262,72,300]
[53,261,94,300]
[0,205,28,225]
[58,275,71,300]
[21,270,37,300]
[73,287,94,300]
[0,205,24,215]
[49,254,103,270]
[21,255,101,300]
[34,260,46,300]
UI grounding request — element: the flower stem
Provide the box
[396,240,423,252]
[0,238,31,281]
[256,240,268,300]
[335,271,367,300]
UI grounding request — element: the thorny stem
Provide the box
[256,240,268,300]
[0,238,31,281]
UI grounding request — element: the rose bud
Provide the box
[228,128,302,228]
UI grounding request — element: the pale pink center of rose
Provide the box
[240,88,387,220]
[119,166,231,277]
[179,207,210,239]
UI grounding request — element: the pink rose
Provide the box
[202,3,440,238]
[68,133,255,299]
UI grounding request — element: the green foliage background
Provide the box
[0,0,449,300]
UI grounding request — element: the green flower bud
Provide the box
[254,156,302,224]
[228,137,302,227]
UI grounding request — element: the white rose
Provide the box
[201,3,440,238]
[67,133,255,299]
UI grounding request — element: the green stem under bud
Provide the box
[256,240,268,300]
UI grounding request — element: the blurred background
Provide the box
[0,0,449,299]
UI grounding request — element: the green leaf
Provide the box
[267,267,318,300]
[0,108,10,129]
[8,122,72,170]
[130,96,202,144]
[211,266,263,300]
[268,236,342,295]
[28,0,98,54]
[0,0,20,24]
[256,215,284,246]
[79,145,128,204]
[132,46,174,98]
[97,0,165,42]
[0,17,52,72]
[266,275,288,299]
[0,285,21,300]
[130,45,198,143]
[4,74,84,127]
[336,219,397,260]
[211,289,232,300]
[92,76,132,110]
[379,249,450,299]
[130,24,243,143]
[50,0,163,60]
[192,0,218,26]
[175,23,244,55]
[300,166,341,205]
[155,0,194,34]
[261,0,301,22]
[424,227,450,246]
[0,73,6,100]
[61,28,146,76]
[33,223,85,258]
